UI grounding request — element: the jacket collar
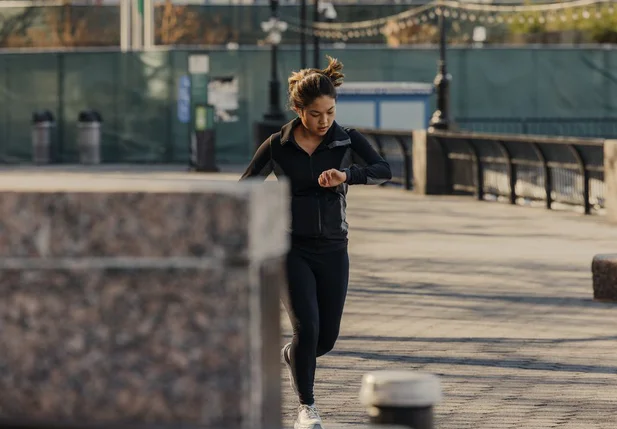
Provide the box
[280,117,351,149]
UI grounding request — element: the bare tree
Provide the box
[1,1,116,48]
[157,0,236,46]
[158,0,200,45]
[0,6,40,47]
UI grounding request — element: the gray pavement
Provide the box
[281,186,617,429]
[2,166,615,428]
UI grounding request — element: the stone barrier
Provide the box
[0,173,289,429]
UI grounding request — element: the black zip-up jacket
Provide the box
[240,118,392,252]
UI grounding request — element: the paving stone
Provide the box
[281,186,617,429]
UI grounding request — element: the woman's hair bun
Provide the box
[322,55,344,87]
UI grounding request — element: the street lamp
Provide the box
[260,0,287,122]
[322,3,337,22]
[428,9,451,131]
[300,0,307,68]
[313,1,337,68]
[253,0,288,152]
[313,0,320,68]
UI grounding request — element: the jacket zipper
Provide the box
[309,154,322,235]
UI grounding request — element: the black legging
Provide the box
[282,246,349,405]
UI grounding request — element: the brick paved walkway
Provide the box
[2,166,614,428]
[281,186,617,429]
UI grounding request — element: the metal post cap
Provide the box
[359,371,442,408]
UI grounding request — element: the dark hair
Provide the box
[288,55,345,110]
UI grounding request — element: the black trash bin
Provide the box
[77,110,102,164]
[254,118,286,153]
[189,104,219,172]
[31,110,55,164]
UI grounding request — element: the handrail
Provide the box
[431,129,605,146]
[348,126,604,215]
[430,130,604,214]
[355,127,413,190]
[455,117,617,140]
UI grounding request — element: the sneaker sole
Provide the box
[294,423,322,429]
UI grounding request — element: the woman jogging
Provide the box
[240,56,392,429]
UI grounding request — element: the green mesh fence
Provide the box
[0,46,615,164]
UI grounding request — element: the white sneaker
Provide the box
[281,343,299,396]
[294,404,323,429]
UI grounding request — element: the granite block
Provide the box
[0,258,285,428]
[0,174,290,429]
[0,175,289,261]
[0,192,247,259]
[591,254,617,302]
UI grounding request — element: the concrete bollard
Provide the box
[591,254,617,302]
[360,371,442,429]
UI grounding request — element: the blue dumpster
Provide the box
[335,82,433,131]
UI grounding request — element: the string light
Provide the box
[283,0,617,41]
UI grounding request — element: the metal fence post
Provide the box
[570,145,591,214]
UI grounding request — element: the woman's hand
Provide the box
[318,169,347,187]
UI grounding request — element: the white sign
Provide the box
[208,76,240,123]
[189,55,210,74]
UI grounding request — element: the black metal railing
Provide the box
[429,130,605,214]
[355,128,413,190]
[456,117,617,140]
[353,125,606,215]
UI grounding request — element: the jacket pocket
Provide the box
[290,195,321,237]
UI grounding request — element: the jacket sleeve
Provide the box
[239,136,273,181]
[341,129,392,185]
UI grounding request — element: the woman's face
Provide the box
[298,96,336,138]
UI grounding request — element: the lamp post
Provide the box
[300,0,307,68]
[313,0,320,68]
[254,0,287,152]
[313,1,337,69]
[261,0,287,122]
[428,9,451,131]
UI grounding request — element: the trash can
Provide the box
[31,110,55,164]
[189,104,219,172]
[77,110,102,164]
[254,118,286,152]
